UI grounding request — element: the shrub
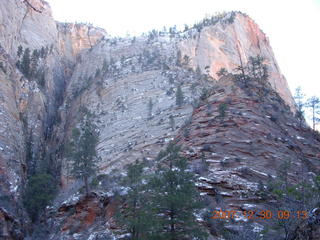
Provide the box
[183,128,190,138]
[218,103,228,118]
[176,85,184,107]
[216,67,228,77]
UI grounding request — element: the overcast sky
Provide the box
[47,0,320,99]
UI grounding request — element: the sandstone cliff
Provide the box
[0,0,106,237]
[56,11,296,189]
[0,0,316,239]
[178,13,294,109]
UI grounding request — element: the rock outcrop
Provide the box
[57,23,108,61]
[178,13,294,109]
[177,74,320,213]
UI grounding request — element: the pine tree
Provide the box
[21,48,31,77]
[30,49,39,78]
[36,68,46,87]
[247,55,269,98]
[247,55,268,82]
[117,161,152,240]
[218,103,227,118]
[216,67,228,77]
[176,50,182,66]
[147,98,153,119]
[306,96,320,131]
[169,115,175,131]
[196,66,202,76]
[17,45,23,58]
[294,87,305,127]
[66,110,100,196]
[40,46,46,58]
[102,59,108,73]
[148,143,208,240]
[95,68,101,78]
[23,173,57,222]
[175,85,184,107]
[183,55,190,65]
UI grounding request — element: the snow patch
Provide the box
[296,136,304,140]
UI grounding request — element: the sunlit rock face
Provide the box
[57,23,108,61]
[178,13,294,109]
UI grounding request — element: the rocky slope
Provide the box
[177,75,320,237]
[0,0,318,239]
[42,75,320,240]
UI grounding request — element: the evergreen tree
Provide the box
[102,59,108,73]
[21,48,31,77]
[66,110,100,195]
[294,87,305,127]
[247,55,268,82]
[176,50,182,66]
[216,67,228,77]
[196,66,202,76]
[148,143,208,240]
[17,45,23,58]
[183,55,190,65]
[36,68,46,87]
[218,103,227,118]
[117,161,152,240]
[147,98,153,119]
[266,162,320,240]
[247,55,269,99]
[169,115,175,131]
[184,24,189,32]
[40,46,46,58]
[30,49,39,78]
[175,85,184,107]
[16,60,21,70]
[95,68,101,78]
[306,96,320,131]
[23,173,57,222]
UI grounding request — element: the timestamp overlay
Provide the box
[211,210,309,220]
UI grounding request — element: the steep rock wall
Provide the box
[0,1,107,238]
[178,13,294,109]
[57,13,297,192]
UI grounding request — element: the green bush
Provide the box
[218,103,228,118]
[23,173,57,222]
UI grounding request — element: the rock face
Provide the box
[178,13,294,109]
[57,12,296,187]
[0,1,315,239]
[177,75,320,213]
[57,23,108,61]
[0,0,107,238]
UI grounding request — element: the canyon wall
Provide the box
[0,0,312,239]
